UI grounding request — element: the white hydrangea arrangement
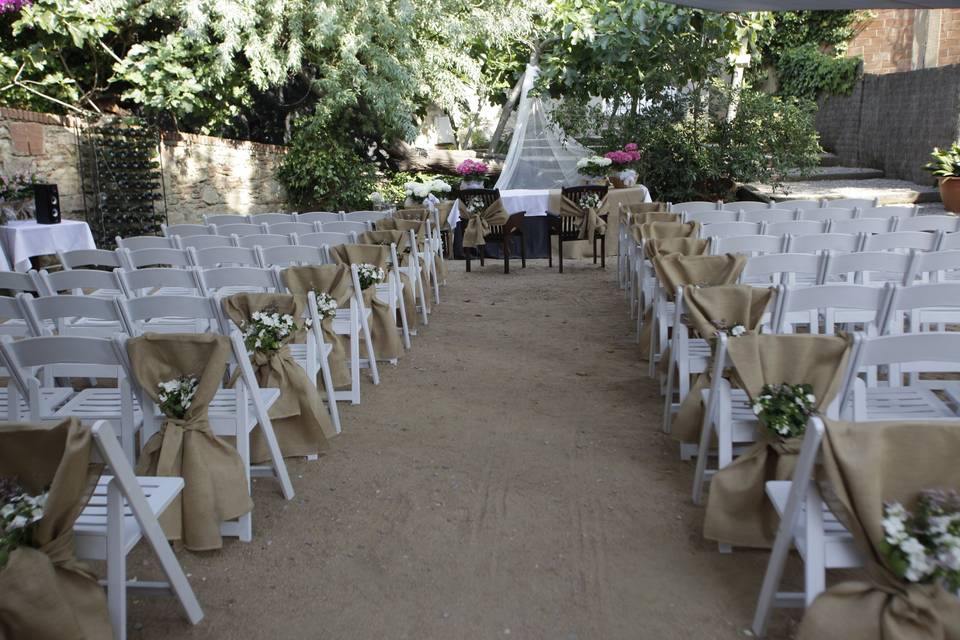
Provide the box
[357,263,385,290]
[315,292,338,321]
[751,383,816,439]
[368,191,385,206]
[882,490,960,593]
[243,309,298,353]
[576,155,613,176]
[404,178,451,203]
[158,375,199,418]
[1,476,47,568]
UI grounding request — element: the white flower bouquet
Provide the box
[1,476,47,568]
[404,178,452,203]
[578,192,602,210]
[243,309,299,353]
[357,263,385,290]
[315,292,338,321]
[158,375,199,419]
[751,383,816,439]
[576,155,613,177]
[882,490,960,593]
[711,320,747,337]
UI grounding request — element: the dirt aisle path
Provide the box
[132,261,800,639]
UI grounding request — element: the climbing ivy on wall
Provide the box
[775,43,862,100]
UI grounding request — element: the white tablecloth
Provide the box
[448,185,651,229]
[0,220,97,271]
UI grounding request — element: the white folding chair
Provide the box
[822,250,915,286]
[700,221,761,238]
[828,217,895,235]
[266,221,318,236]
[862,230,942,253]
[720,201,771,211]
[782,199,822,211]
[162,223,214,238]
[671,201,720,213]
[115,235,177,250]
[213,223,266,238]
[939,231,960,250]
[798,207,856,223]
[322,221,371,235]
[118,267,201,298]
[393,229,430,325]
[773,283,890,337]
[249,212,295,225]
[297,211,342,224]
[256,244,325,268]
[117,294,222,336]
[762,220,826,237]
[883,282,960,338]
[297,231,355,249]
[203,213,250,226]
[740,209,797,224]
[897,214,960,233]
[58,248,125,271]
[235,233,295,249]
[343,210,392,224]
[20,293,126,343]
[739,253,824,286]
[685,210,738,224]
[785,232,863,254]
[909,248,960,283]
[827,197,878,209]
[122,247,193,270]
[37,267,124,300]
[188,245,260,268]
[197,266,278,297]
[711,235,785,256]
[78,419,203,640]
[173,234,233,250]
[857,205,917,219]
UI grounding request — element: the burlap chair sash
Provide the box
[460,197,510,248]
[643,237,710,259]
[330,244,403,360]
[638,221,700,243]
[797,419,960,640]
[623,203,673,221]
[126,333,253,550]
[377,217,426,242]
[359,229,410,255]
[280,264,353,388]
[222,294,333,463]
[671,285,776,443]
[0,417,113,639]
[703,334,852,548]
[394,206,429,222]
[558,195,607,241]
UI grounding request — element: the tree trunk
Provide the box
[486,72,525,155]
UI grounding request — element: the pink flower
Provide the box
[0,0,30,12]
[624,143,638,152]
[456,159,489,176]
[604,150,633,165]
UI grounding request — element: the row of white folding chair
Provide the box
[700,212,953,237]
[201,209,393,226]
[711,230,948,256]
[671,198,881,214]
[159,220,372,239]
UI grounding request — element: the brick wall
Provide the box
[939,10,960,66]
[846,10,915,75]
[816,64,960,184]
[0,107,289,225]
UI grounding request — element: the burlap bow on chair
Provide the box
[361,228,433,309]
[643,237,710,259]
[394,207,430,222]
[0,417,113,639]
[281,264,353,388]
[703,334,852,549]
[558,196,607,241]
[127,333,253,551]
[377,217,426,241]
[222,294,333,463]
[671,285,776,444]
[797,419,960,640]
[638,253,748,360]
[460,197,509,248]
[330,244,404,360]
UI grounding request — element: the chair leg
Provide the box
[559,238,564,274]
[503,236,511,274]
[520,233,527,268]
[593,236,598,265]
[466,254,471,273]
[601,235,606,269]
[479,246,485,267]
[548,235,553,267]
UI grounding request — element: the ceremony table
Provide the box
[449,185,651,260]
[0,219,97,271]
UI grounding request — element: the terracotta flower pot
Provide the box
[939,177,960,214]
[609,175,626,189]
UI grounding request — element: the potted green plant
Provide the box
[925,143,960,213]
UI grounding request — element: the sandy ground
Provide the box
[128,258,806,640]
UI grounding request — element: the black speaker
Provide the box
[33,184,61,225]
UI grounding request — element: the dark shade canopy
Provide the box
[658,1,960,9]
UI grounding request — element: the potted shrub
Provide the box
[925,143,960,213]
[576,156,613,186]
[456,159,489,190]
[604,144,642,188]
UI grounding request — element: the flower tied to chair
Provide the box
[222,294,334,463]
[558,194,607,240]
[703,333,853,549]
[127,332,253,551]
[0,417,113,639]
[281,264,354,388]
[797,420,960,640]
[459,196,509,248]
[330,244,404,360]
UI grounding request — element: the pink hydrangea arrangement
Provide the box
[456,159,489,177]
[0,0,30,13]
[604,144,641,167]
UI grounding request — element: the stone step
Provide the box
[746,177,941,206]
[784,166,885,182]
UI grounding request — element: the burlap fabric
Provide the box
[460,198,509,248]
[359,230,424,320]
[704,334,852,548]
[553,188,655,259]
[556,196,607,241]
[280,264,353,389]
[222,294,333,463]
[643,237,710,259]
[394,207,429,222]
[797,419,960,639]
[330,244,403,360]
[672,285,776,444]
[0,417,112,639]
[638,253,747,360]
[127,333,253,550]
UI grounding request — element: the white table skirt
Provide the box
[448,185,651,229]
[0,220,97,271]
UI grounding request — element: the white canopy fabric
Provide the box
[658,1,960,9]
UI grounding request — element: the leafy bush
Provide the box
[276,116,377,211]
[776,43,861,100]
[373,171,457,206]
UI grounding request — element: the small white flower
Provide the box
[730,324,746,337]
[752,402,762,416]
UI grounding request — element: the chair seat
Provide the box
[55,388,143,421]
[861,386,957,420]
[766,481,862,568]
[75,474,184,560]
[2,387,73,416]
[288,342,334,363]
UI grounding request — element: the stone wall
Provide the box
[847,9,960,75]
[0,107,289,225]
[816,64,960,184]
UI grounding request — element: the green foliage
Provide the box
[276,115,377,211]
[925,142,960,178]
[776,42,861,100]
[759,10,863,55]
[374,171,455,206]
